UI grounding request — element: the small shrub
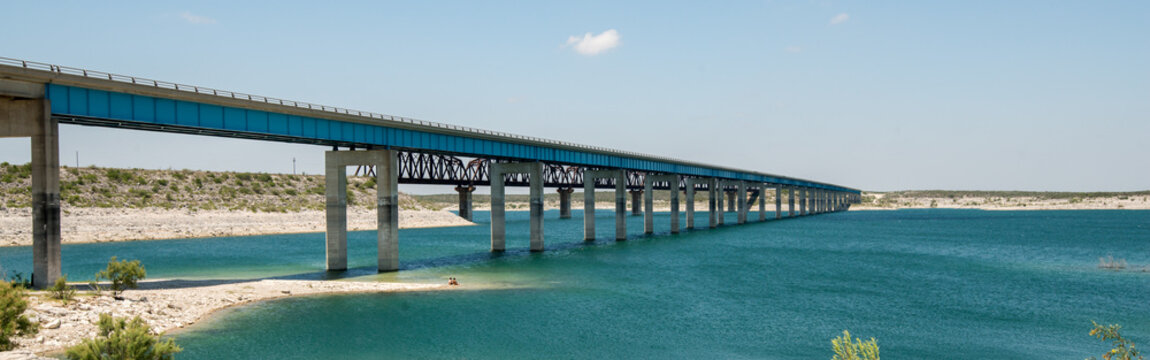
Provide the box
[155,179,168,187]
[0,281,37,351]
[65,313,181,360]
[284,189,298,196]
[95,257,146,298]
[1088,321,1143,360]
[235,173,252,181]
[49,276,76,303]
[831,330,879,360]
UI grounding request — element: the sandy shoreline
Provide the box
[8,279,450,357]
[0,207,475,247]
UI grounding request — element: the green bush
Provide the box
[65,313,181,360]
[95,257,146,298]
[1088,321,1143,360]
[0,281,37,351]
[831,330,879,360]
[49,276,76,303]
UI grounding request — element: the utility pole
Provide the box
[75,151,79,168]
[292,157,296,175]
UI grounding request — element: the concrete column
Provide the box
[584,170,626,241]
[376,151,399,272]
[685,178,697,229]
[528,164,544,252]
[757,185,766,222]
[490,167,506,252]
[716,183,726,226]
[490,162,544,252]
[29,100,60,289]
[613,173,626,240]
[800,189,808,216]
[669,177,681,233]
[775,187,782,219]
[726,191,737,212]
[644,178,654,234]
[708,179,718,228]
[324,152,349,271]
[788,187,795,217]
[737,181,748,224]
[557,187,574,219]
[630,190,642,216]
[454,185,474,221]
[583,179,596,241]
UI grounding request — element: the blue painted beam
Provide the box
[44,82,856,193]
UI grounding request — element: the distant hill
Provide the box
[0,162,428,212]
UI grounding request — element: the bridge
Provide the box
[0,57,860,288]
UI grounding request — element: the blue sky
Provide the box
[1,1,1147,192]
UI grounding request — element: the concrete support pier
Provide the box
[557,187,574,219]
[491,162,544,252]
[757,184,766,222]
[629,190,642,216]
[775,187,782,219]
[800,189,808,216]
[737,181,748,224]
[326,149,398,272]
[708,179,719,228]
[715,184,726,226]
[643,175,680,234]
[2,81,59,288]
[454,185,475,221]
[583,170,626,241]
[685,178,704,229]
[788,187,795,217]
[726,190,737,212]
[5,96,63,289]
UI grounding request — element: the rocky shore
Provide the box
[6,279,446,357]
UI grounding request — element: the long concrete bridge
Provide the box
[0,57,860,288]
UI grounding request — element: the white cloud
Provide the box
[785,46,803,53]
[180,11,217,24]
[565,29,621,56]
[829,13,850,25]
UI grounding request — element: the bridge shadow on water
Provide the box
[131,215,796,292]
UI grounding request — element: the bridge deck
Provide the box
[0,57,856,193]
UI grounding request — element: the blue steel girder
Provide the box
[0,59,857,193]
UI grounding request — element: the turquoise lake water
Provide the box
[2,209,1147,358]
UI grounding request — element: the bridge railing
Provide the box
[0,56,656,158]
